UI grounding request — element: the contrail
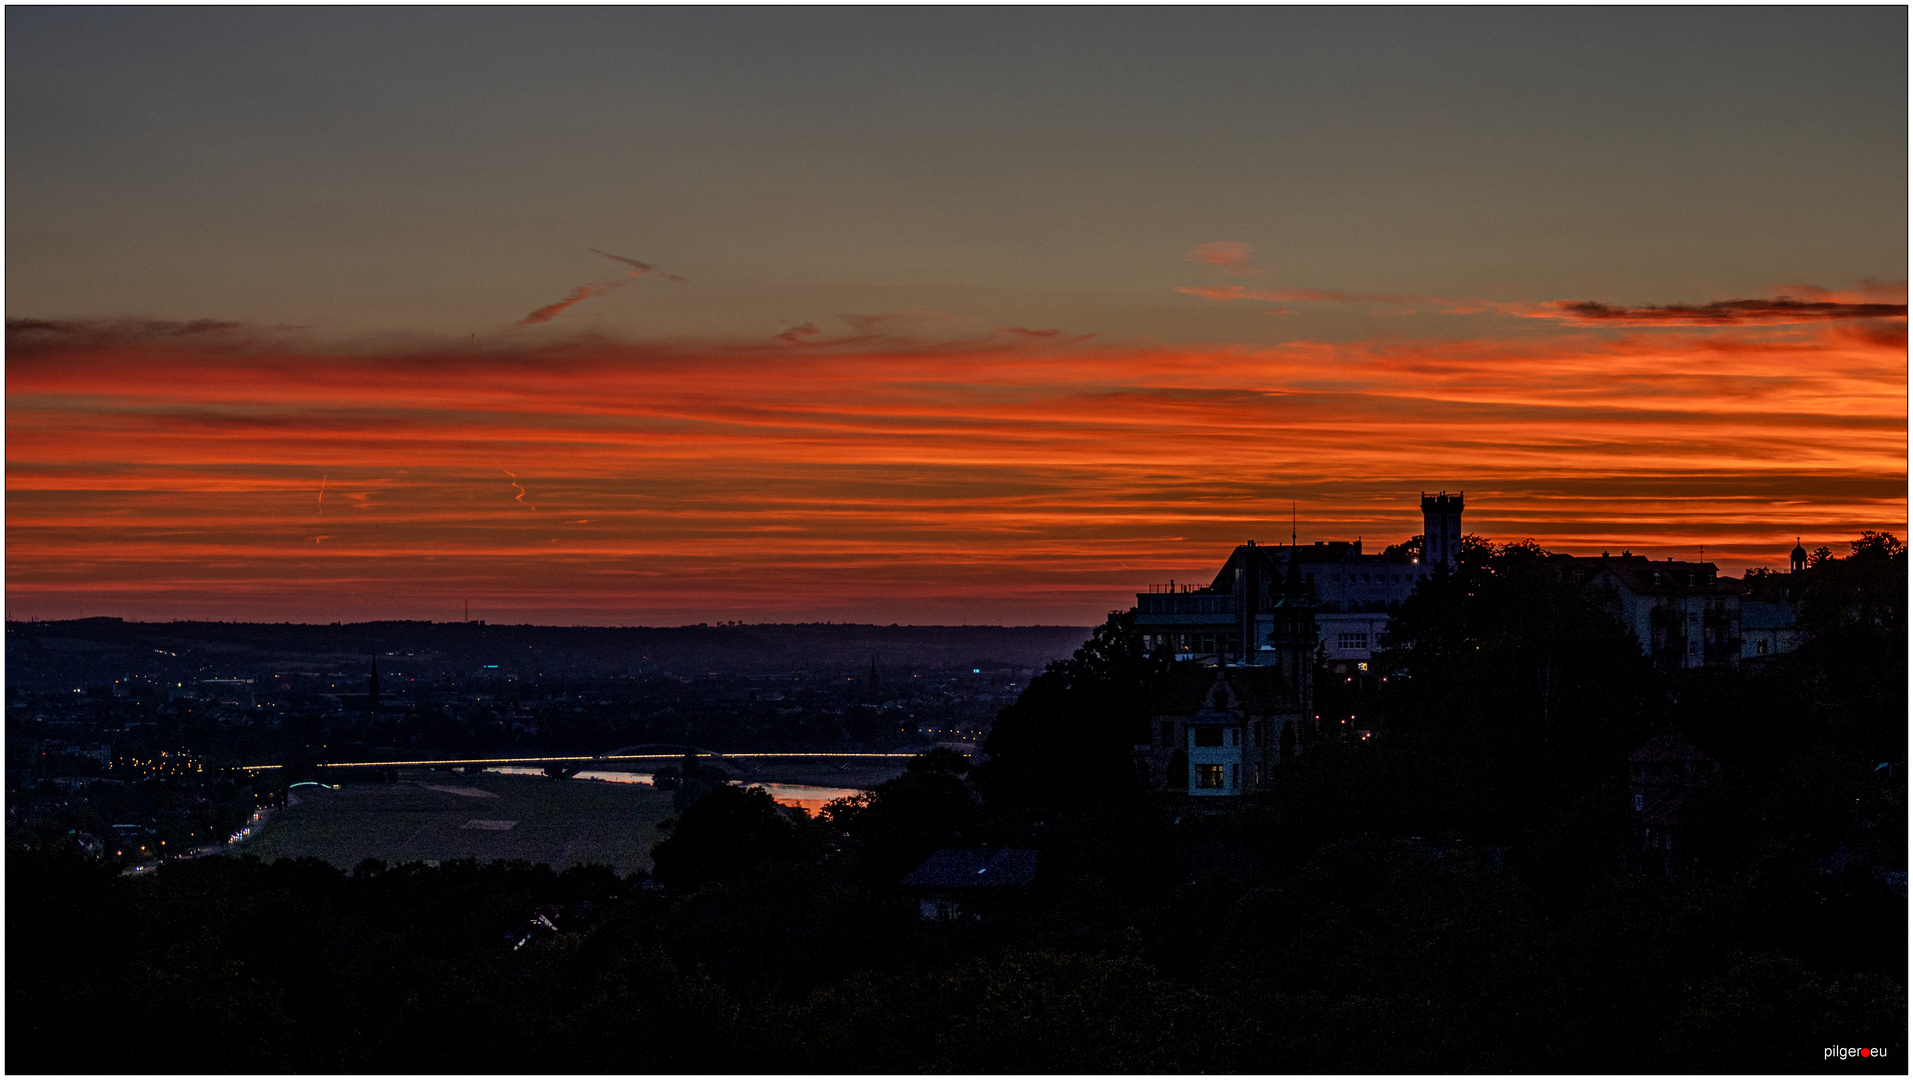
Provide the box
[517,284,606,326]
[503,470,538,510]
[514,248,685,327]
[590,248,654,274]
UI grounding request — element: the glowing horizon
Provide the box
[7,10,1903,624]
[8,304,1902,625]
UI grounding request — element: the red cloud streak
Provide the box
[5,319,1904,624]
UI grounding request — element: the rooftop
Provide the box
[899,847,1039,890]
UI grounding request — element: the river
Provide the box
[484,766,866,813]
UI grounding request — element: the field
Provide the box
[240,770,679,875]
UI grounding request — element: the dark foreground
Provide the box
[9,539,1908,1073]
[10,739,1904,1074]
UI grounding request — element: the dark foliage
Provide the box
[9,539,1906,1073]
[824,763,981,885]
[649,783,798,889]
[973,610,1164,809]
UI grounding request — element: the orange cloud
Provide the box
[1528,296,1908,326]
[5,316,1903,623]
[1184,241,1264,276]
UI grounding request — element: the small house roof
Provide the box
[1588,556,1731,598]
[899,847,1039,890]
[1149,664,1300,716]
[1740,601,1797,630]
[1630,733,1716,764]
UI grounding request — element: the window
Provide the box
[1756,640,1769,655]
[1252,763,1263,785]
[1230,764,1239,788]
[1193,727,1224,747]
[1338,632,1368,650]
[1195,764,1226,789]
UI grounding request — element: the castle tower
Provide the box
[1266,553,1316,717]
[1790,538,1807,574]
[1422,491,1464,569]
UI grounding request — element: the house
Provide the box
[1137,665,1308,796]
[1580,555,1742,668]
[1629,734,1721,858]
[899,847,1039,920]
[1740,601,1801,660]
[1124,490,1465,798]
[1131,491,1463,672]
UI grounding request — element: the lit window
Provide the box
[1195,764,1226,789]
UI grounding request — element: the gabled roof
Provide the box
[1204,542,1415,594]
[1149,663,1300,716]
[1741,601,1797,630]
[899,847,1038,890]
[1587,556,1731,598]
[1630,734,1716,763]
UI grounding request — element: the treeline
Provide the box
[8,535,1905,1072]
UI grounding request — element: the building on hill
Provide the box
[1137,664,1309,796]
[1125,491,1460,797]
[1422,490,1464,568]
[1740,601,1801,660]
[900,847,1038,920]
[1579,555,1742,669]
[1629,734,1720,859]
[1131,491,1460,671]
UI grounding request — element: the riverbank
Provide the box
[241,770,677,875]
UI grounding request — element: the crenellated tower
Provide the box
[1421,491,1464,569]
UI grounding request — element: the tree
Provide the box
[650,784,798,889]
[1365,537,1656,837]
[1381,534,1425,562]
[1798,531,1907,636]
[825,749,980,883]
[973,611,1164,809]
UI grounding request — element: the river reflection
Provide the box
[486,767,865,813]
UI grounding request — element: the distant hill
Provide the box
[5,618,1095,687]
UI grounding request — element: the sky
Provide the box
[6,7,1906,625]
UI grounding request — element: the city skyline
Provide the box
[7,8,1905,624]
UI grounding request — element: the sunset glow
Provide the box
[8,9,1904,624]
[8,308,1902,624]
